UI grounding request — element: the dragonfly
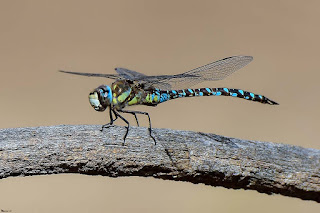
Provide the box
[59,55,278,145]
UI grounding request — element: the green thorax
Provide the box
[111,80,161,109]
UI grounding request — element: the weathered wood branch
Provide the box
[0,125,319,202]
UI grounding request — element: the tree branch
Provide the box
[0,125,319,202]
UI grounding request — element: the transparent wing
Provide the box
[59,70,120,80]
[183,55,253,81]
[59,56,253,90]
[142,55,253,90]
[59,68,148,81]
[114,67,148,80]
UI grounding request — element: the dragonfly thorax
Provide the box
[88,85,112,111]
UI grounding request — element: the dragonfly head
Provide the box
[88,85,112,111]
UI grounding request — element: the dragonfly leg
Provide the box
[101,108,118,131]
[133,113,139,127]
[116,109,139,126]
[118,109,156,145]
[112,109,130,145]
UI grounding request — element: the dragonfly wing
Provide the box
[115,68,148,80]
[143,81,173,90]
[183,55,253,81]
[59,56,253,90]
[142,55,253,90]
[59,70,120,80]
[115,68,184,89]
[149,77,202,90]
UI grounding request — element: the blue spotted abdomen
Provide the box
[157,88,278,105]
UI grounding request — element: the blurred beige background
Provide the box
[0,0,319,212]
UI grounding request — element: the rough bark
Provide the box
[0,125,319,202]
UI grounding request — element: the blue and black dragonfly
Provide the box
[60,55,278,144]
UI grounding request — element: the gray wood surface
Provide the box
[0,125,319,202]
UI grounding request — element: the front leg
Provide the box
[101,107,118,131]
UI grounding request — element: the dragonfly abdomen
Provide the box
[158,88,278,105]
